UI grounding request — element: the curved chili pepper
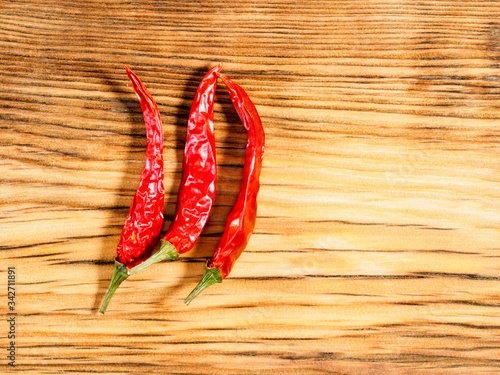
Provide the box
[100,66,164,314]
[185,73,265,305]
[132,64,222,269]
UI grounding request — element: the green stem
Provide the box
[100,241,179,314]
[128,240,179,275]
[100,260,129,314]
[184,266,223,306]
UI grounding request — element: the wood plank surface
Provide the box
[1,0,500,373]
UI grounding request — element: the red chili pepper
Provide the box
[132,64,222,268]
[100,66,164,314]
[184,73,265,305]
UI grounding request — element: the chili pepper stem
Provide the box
[100,260,130,314]
[100,242,178,314]
[128,240,179,275]
[184,266,223,306]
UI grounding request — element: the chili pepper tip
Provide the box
[123,65,133,74]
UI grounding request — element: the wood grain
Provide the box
[1,0,500,374]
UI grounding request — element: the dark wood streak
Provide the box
[412,272,500,281]
[54,260,113,266]
[437,322,500,330]
[7,250,67,257]
[297,248,480,255]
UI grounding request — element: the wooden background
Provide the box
[1,0,500,373]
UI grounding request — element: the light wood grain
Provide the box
[1,0,500,374]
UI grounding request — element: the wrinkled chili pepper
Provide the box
[100,66,164,314]
[185,73,265,305]
[132,64,222,269]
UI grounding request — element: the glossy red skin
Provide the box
[116,67,164,268]
[209,75,265,279]
[162,64,222,254]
